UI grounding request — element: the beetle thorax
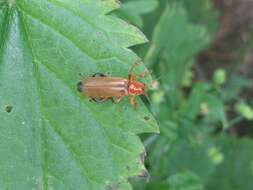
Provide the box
[128,81,145,95]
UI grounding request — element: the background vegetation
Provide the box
[116,0,253,189]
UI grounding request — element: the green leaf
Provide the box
[0,0,158,189]
[166,171,204,190]
[141,128,216,190]
[145,3,210,109]
[223,75,252,102]
[202,94,228,128]
[180,83,228,128]
[181,0,218,33]
[114,0,158,28]
[206,137,253,190]
[145,3,210,66]
[180,82,210,120]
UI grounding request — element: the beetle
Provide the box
[77,63,148,110]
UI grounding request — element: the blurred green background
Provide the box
[115,0,253,189]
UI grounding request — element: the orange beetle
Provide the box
[77,63,147,110]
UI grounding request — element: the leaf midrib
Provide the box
[18,7,51,190]
[19,13,116,189]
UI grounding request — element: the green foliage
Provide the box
[166,171,204,190]
[236,102,253,120]
[118,0,253,190]
[213,69,227,86]
[206,137,253,190]
[145,3,210,111]
[0,0,158,189]
[114,0,158,28]
[181,0,218,33]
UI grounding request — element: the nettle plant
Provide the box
[0,0,159,189]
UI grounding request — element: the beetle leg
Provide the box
[129,62,138,76]
[134,101,139,111]
[128,73,133,82]
[130,96,139,111]
[130,95,135,106]
[128,75,136,82]
[79,73,85,78]
[112,96,124,103]
[92,73,107,77]
[135,70,147,79]
[129,61,147,81]
[128,61,140,81]
[77,81,83,92]
[92,97,108,103]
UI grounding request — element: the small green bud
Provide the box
[182,70,194,87]
[151,91,164,104]
[213,69,226,85]
[200,103,209,115]
[236,102,253,120]
[207,147,224,165]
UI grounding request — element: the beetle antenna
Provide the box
[79,73,85,78]
[143,91,151,104]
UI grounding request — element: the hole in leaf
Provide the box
[5,105,13,113]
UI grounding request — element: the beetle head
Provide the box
[128,81,146,95]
